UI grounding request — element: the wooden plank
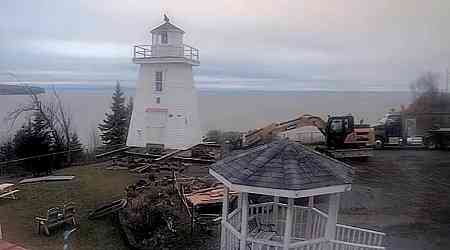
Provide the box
[95,147,129,158]
[19,176,75,184]
[0,184,15,192]
[0,190,20,200]
[153,149,182,162]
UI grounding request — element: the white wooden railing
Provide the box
[335,224,385,247]
[228,208,241,228]
[330,240,386,250]
[133,44,199,62]
[223,202,385,250]
[223,220,240,250]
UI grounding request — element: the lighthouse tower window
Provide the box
[156,97,161,104]
[155,71,163,91]
[160,32,168,44]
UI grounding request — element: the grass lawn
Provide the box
[0,162,142,250]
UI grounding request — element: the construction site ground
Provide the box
[0,150,449,250]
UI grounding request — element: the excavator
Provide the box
[243,114,375,159]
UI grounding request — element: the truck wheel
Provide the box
[375,139,384,149]
[426,140,437,150]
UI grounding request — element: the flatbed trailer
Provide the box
[424,128,450,149]
[315,146,373,159]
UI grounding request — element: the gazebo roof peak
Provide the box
[209,139,353,198]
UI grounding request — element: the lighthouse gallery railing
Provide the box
[133,44,199,62]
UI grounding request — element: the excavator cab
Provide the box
[326,116,355,148]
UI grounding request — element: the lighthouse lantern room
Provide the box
[127,15,201,149]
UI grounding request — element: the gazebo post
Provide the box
[220,186,229,250]
[283,198,294,250]
[239,192,249,250]
[305,196,314,239]
[238,194,242,209]
[273,196,279,226]
[325,193,340,243]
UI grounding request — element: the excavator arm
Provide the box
[243,114,327,147]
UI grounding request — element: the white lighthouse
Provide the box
[127,15,201,149]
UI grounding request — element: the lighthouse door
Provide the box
[145,111,167,143]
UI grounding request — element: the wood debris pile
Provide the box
[120,182,191,250]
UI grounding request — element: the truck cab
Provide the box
[326,116,354,148]
[373,113,403,147]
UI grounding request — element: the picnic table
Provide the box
[34,202,78,236]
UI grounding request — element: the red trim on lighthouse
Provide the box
[145,107,168,112]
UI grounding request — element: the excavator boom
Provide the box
[244,114,327,147]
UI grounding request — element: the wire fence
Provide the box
[0,143,129,177]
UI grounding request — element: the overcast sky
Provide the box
[1,0,449,91]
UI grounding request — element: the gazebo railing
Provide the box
[335,224,385,247]
[228,208,241,228]
[224,202,385,250]
[247,202,327,240]
[223,219,240,250]
[247,237,284,250]
[248,202,276,223]
[309,208,328,239]
[289,238,327,250]
[330,240,386,250]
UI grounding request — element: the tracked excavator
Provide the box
[243,114,375,159]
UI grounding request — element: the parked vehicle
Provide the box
[243,114,374,159]
[373,111,450,149]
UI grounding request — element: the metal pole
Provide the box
[63,227,78,250]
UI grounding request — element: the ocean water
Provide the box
[0,87,412,145]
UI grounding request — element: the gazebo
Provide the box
[209,140,385,250]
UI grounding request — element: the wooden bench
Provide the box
[247,216,278,249]
[35,202,78,236]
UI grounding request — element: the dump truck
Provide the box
[243,114,375,159]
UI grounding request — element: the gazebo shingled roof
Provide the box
[209,139,353,197]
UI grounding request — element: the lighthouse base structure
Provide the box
[126,63,201,150]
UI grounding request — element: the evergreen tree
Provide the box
[0,138,15,162]
[69,132,83,162]
[70,132,83,151]
[13,113,52,175]
[99,81,128,148]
